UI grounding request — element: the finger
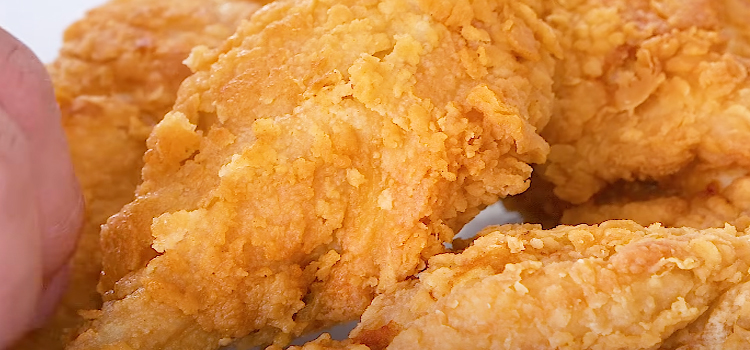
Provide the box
[0,27,83,279]
[0,106,43,347]
[32,263,71,328]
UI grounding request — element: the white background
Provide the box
[0,0,107,63]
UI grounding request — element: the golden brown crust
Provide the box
[71,0,559,348]
[662,280,750,349]
[553,167,750,231]
[507,0,750,231]
[541,0,750,204]
[11,1,262,349]
[278,333,369,350]
[288,221,750,350]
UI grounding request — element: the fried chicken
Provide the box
[542,0,750,203]
[560,170,750,230]
[720,0,750,58]
[661,280,750,349]
[284,221,750,350]
[507,0,750,229]
[66,0,560,347]
[11,1,263,348]
[511,169,750,230]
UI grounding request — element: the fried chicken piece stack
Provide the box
[281,0,750,347]
[23,0,750,348]
[285,221,750,349]
[66,0,559,348]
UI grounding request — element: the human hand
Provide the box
[0,28,83,347]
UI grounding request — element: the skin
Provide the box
[0,27,83,347]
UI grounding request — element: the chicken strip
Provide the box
[511,167,750,230]
[507,0,750,229]
[661,279,750,349]
[285,221,750,350]
[542,0,750,203]
[67,0,559,348]
[559,169,750,230]
[12,1,263,348]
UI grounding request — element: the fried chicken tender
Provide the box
[286,221,750,350]
[66,0,560,347]
[11,1,263,348]
[541,0,750,203]
[560,172,750,230]
[281,334,363,350]
[662,280,750,349]
[512,169,750,230]
[506,0,750,230]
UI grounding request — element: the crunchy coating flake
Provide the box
[557,165,750,230]
[11,1,262,349]
[69,0,559,348]
[507,0,750,230]
[288,221,750,350]
[662,280,750,349]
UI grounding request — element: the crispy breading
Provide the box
[555,165,750,230]
[509,170,750,231]
[287,221,750,350]
[507,0,750,230]
[11,1,262,349]
[542,0,750,204]
[277,334,362,350]
[720,0,750,58]
[662,280,750,349]
[67,0,560,348]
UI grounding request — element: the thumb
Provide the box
[0,106,43,347]
[0,28,83,346]
[0,27,83,281]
